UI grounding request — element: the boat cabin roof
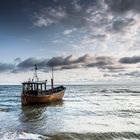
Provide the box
[22,80,47,85]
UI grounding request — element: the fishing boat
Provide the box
[21,65,66,105]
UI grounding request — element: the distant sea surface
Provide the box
[0,84,140,140]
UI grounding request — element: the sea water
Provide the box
[0,84,140,140]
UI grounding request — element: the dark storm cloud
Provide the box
[61,65,80,70]
[87,56,116,69]
[101,65,126,73]
[17,57,48,70]
[14,57,21,63]
[0,54,134,73]
[87,62,125,72]
[124,71,140,77]
[1,0,138,36]
[47,54,94,67]
[47,55,73,67]
[12,54,126,72]
[75,54,94,63]
[30,0,140,40]
[96,56,114,63]
[123,71,140,77]
[87,61,108,67]
[102,0,140,35]
[110,17,135,32]
[0,54,135,73]
[13,54,114,71]
[33,0,99,28]
[0,63,14,72]
[104,71,140,78]
[119,56,140,64]
[105,0,140,13]
[90,34,107,40]
[15,55,88,71]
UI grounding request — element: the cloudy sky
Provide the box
[0,0,140,84]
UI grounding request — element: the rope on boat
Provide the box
[73,95,99,115]
[76,95,99,106]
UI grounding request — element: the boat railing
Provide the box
[22,80,47,84]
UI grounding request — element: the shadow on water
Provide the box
[20,100,64,121]
[18,100,64,133]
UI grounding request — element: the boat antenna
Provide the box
[51,63,54,92]
[52,63,54,79]
[32,64,39,82]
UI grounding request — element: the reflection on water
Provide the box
[20,100,63,122]
[19,100,64,134]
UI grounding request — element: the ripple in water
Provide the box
[0,85,140,139]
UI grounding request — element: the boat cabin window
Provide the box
[38,84,41,91]
[22,83,46,92]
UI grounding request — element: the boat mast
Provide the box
[51,63,54,92]
[32,64,39,82]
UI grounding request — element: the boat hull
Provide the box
[21,90,65,105]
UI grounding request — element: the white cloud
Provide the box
[67,0,140,59]
[63,28,77,35]
[48,7,66,18]
[34,17,53,27]
[72,0,82,11]
[33,7,66,27]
